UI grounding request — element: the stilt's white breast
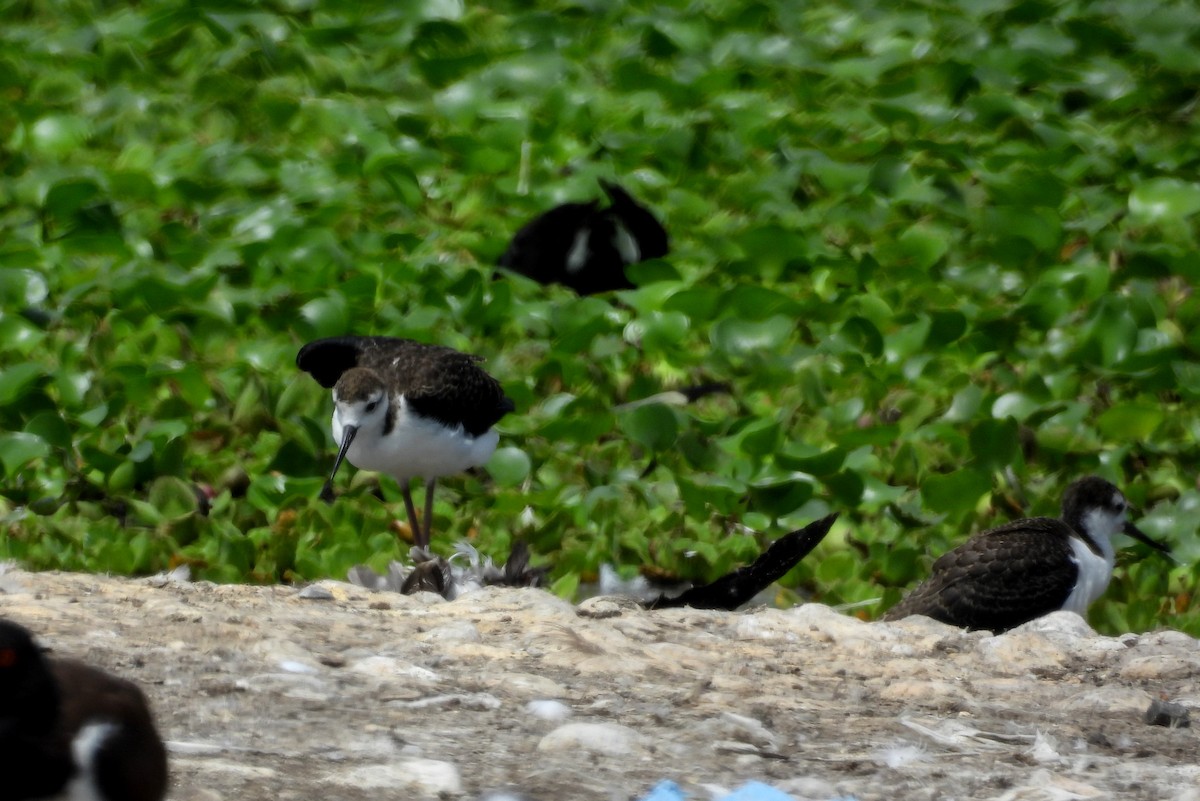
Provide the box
[1063,536,1114,615]
[343,395,500,483]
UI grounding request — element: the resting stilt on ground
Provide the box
[296,335,514,551]
[0,619,168,801]
[884,476,1172,633]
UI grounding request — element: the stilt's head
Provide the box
[0,619,58,728]
[323,368,389,498]
[1061,476,1171,556]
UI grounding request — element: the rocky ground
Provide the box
[3,567,1199,801]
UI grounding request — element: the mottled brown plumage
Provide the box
[883,517,1080,632]
[299,336,513,437]
[884,477,1171,633]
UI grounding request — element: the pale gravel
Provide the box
[3,568,1199,801]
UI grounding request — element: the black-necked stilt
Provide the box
[296,335,515,551]
[883,476,1172,632]
[0,619,168,801]
[498,179,669,295]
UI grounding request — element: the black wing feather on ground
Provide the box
[647,513,838,611]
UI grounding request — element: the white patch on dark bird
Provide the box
[565,227,591,274]
[1063,503,1124,614]
[61,722,117,801]
[611,219,640,264]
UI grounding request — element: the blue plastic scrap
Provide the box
[638,781,688,801]
[719,781,797,801]
[636,780,860,801]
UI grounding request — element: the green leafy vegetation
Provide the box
[1,0,1197,633]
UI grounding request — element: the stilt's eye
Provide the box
[365,401,378,413]
[0,648,17,668]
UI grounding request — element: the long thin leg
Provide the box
[401,483,422,549]
[421,477,437,550]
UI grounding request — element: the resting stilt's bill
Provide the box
[0,619,168,801]
[297,336,514,551]
[884,476,1172,633]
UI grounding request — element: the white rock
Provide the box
[977,630,1069,675]
[1060,686,1153,715]
[577,595,640,619]
[485,671,569,697]
[1010,610,1097,639]
[992,768,1103,800]
[776,776,843,801]
[537,722,644,756]
[234,673,330,702]
[1119,653,1200,680]
[349,655,439,683]
[419,621,482,644]
[878,679,973,709]
[525,699,572,722]
[703,711,779,750]
[1136,629,1199,650]
[297,584,334,600]
[327,758,462,794]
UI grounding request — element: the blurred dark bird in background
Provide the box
[498,180,669,295]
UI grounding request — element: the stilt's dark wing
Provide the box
[391,346,514,436]
[648,513,838,611]
[883,518,1079,632]
[297,336,514,436]
[296,336,373,388]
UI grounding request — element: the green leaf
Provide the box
[710,315,794,357]
[969,418,1019,470]
[0,362,44,406]
[922,470,991,516]
[24,411,72,449]
[1129,178,1200,223]
[487,446,531,488]
[29,114,91,157]
[1095,403,1165,441]
[147,476,200,518]
[0,432,50,477]
[895,224,949,271]
[618,404,679,452]
[738,419,780,458]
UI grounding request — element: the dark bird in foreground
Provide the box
[498,179,669,295]
[0,619,168,801]
[884,476,1173,632]
[647,513,839,611]
[297,335,515,551]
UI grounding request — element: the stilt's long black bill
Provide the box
[320,424,357,503]
[1124,521,1174,558]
